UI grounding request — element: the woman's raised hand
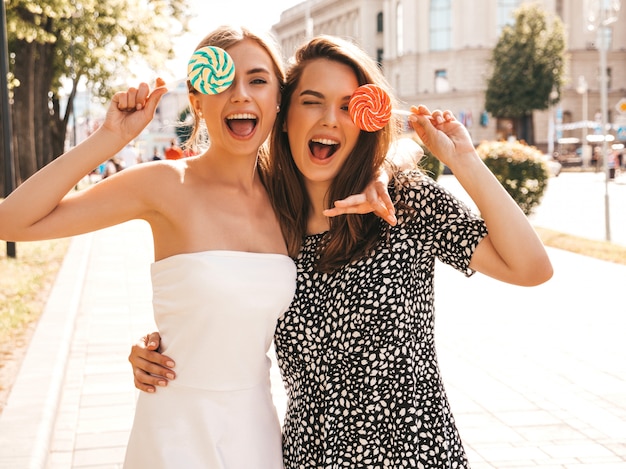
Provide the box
[408,105,476,170]
[103,78,168,143]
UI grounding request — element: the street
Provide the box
[439,170,626,247]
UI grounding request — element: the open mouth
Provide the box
[226,113,258,137]
[308,138,339,160]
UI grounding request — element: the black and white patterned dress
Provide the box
[275,171,488,469]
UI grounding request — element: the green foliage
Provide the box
[176,107,194,147]
[484,3,566,119]
[418,143,443,180]
[476,140,550,216]
[7,0,191,100]
[4,0,192,181]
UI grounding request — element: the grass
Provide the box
[0,238,70,348]
[0,176,94,345]
[535,227,626,266]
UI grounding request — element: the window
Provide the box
[396,2,403,56]
[589,27,614,51]
[600,66,613,90]
[430,0,451,51]
[376,48,384,68]
[602,26,614,51]
[434,69,450,93]
[555,0,563,18]
[497,0,520,32]
[377,12,383,33]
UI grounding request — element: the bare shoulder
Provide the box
[120,158,190,186]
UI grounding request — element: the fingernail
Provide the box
[166,360,175,367]
[158,380,167,387]
[166,373,175,379]
[148,341,157,347]
[147,388,155,393]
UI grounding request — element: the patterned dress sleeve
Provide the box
[392,170,488,276]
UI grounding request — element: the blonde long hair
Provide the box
[184,25,286,161]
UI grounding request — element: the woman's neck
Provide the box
[199,147,260,192]
[305,180,331,235]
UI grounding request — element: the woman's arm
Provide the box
[322,137,422,226]
[323,178,397,226]
[0,80,167,241]
[409,106,553,286]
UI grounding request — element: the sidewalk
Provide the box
[1,176,626,467]
[0,221,156,468]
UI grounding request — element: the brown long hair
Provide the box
[184,25,286,163]
[264,35,400,272]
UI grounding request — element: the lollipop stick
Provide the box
[392,109,412,117]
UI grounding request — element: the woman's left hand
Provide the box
[408,106,475,170]
[323,173,397,226]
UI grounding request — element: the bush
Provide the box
[476,140,549,216]
[389,137,443,180]
[418,143,443,180]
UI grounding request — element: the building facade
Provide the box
[272,0,626,153]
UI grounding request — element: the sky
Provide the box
[161,0,303,82]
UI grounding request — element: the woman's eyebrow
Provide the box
[245,67,271,75]
[299,89,324,98]
[299,90,352,101]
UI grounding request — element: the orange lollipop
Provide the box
[348,84,392,132]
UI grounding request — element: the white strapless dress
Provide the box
[123,251,296,469]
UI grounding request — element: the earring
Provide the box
[276,105,280,113]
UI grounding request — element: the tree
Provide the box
[3,0,190,188]
[484,3,566,145]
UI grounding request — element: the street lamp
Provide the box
[585,0,621,242]
[1,0,16,258]
[548,87,559,157]
[576,75,590,168]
